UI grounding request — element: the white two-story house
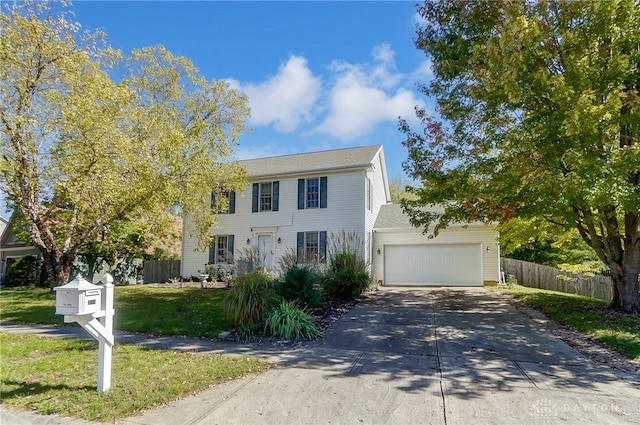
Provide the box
[181,145,390,277]
[181,144,500,286]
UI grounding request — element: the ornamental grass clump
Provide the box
[264,299,322,340]
[222,270,274,326]
[323,231,371,301]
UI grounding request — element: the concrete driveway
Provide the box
[119,287,640,425]
[3,288,639,425]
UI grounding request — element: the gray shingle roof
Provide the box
[374,204,413,229]
[374,203,445,230]
[241,145,382,178]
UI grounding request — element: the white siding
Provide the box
[182,170,370,277]
[365,150,390,236]
[372,226,499,286]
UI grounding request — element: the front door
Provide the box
[257,234,274,270]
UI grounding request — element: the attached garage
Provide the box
[372,205,499,287]
[384,244,482,286]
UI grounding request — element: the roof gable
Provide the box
[241,145,382,178]
[0,213,33,249]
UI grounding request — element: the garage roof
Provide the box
[374,204,442,230]
[374,203,482,231]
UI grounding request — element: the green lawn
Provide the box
[0,285,228,338]
[491,285,640,360]
[0,332,270,422]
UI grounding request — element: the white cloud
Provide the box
[228,44,427,140]
[315,43,426,140]
[413,59,434,81]
[230,55,321,133]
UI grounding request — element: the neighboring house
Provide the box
[0,215,7,246]
[181,144,500,286]
[0,214,40,284]
[0,213,137,285]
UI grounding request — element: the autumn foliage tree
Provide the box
[0,1,248,287]
[401,0,640,312]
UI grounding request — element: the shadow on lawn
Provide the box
[1,379,96,401]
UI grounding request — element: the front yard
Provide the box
[0,285,267,422]
[3,283,639,422]
[491,284,640,362]
[0,332,269,422]
[0,285,229,338]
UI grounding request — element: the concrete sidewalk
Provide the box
[2,287,640,424]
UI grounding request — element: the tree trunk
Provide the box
[611,213,640,313]
[610,270,640,313]
[82,254,103,283]
[41,249,74,289]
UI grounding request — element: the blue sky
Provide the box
[2,1,433,217]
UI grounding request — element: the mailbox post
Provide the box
[98,273,114,391]
[54,273,115,392]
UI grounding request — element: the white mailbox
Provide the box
[54,274,103,316]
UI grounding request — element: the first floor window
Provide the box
[217,236,229,263]
[209,235,234,264]
[296,231,327,264]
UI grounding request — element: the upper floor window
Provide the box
[298,177,327,209]
[211,190,235,214]
[365,176,372,212]
[252,181,279,212]
[306,178,319,208]
[261,182,272,211]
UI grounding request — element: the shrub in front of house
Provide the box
[274,265,322,307]
[222,270,274,326]
[3,255,40,287]
[264,299,322,340]
[323,266,370,301]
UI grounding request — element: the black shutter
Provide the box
[298,179,305,209]
[320,177,328,208]
[319,231,327,263]
[252,183,259,213]
[208,240,215,264]
[272,181,279,211]
[210,192,216,210]
[228,235,234,261]
[228,191,236,214]
[296,232,304,263]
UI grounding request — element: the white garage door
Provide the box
[384,244,482,286]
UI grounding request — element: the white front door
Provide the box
[257,234,274,270]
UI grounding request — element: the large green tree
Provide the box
[401,0,640,312]
[0,1,248,287]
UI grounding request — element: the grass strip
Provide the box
[0,332,270,422]
[491,285,640,360]
[0,286,228,339]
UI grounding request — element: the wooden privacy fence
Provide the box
[143,260,181,284]
[501,258,613,302]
